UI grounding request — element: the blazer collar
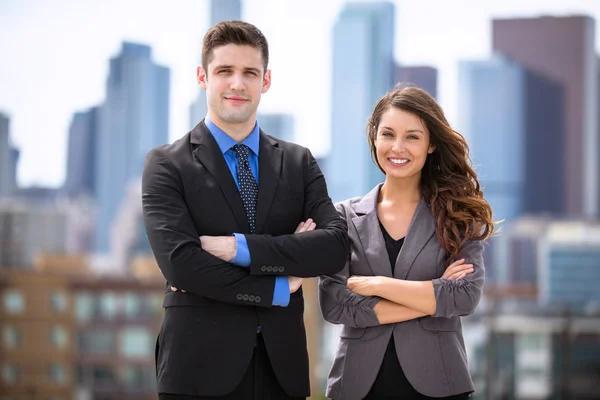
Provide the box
[190,120,282,234]
[351,183,436,279]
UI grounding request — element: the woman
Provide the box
[319,86,495,400]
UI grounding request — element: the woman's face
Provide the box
[374,107,436,182]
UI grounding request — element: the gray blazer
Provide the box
[319,184,484,399]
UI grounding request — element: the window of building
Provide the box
[93,366,116,386]
[98,292,117,319]
[2,325,22,349]
[75,292,94,322]
[50,291,68,313]
[124,293,141,318]
[147,293,163,316]
[49,362,67,384]
[2,363,20,384]
[50,326,68,350]
[79,329,115,354]
[120,327,152,358]
[3,290,24,314]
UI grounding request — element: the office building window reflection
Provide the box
[50,291,68,313]
[3,290,24,314]
[2,325,21,349]
[120,327,152,357]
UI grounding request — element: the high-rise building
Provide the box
[0,202,68,268]
[459,57,527,224]
[328,1,395,202]
[64,107,99,197]
[395,65,438,99]
[459,56,565,222]
[95,42,169,254]
[258,113,294,143]
[0,112,13,198]
[541,221,600,309]
[189,0,242,129]
[493,16,597,217]
[10,147,19,191]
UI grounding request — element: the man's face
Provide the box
[197,44,271,126]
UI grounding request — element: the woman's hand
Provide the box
[441,258,474,280]
[347,276,384,297]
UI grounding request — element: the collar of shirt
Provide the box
[204,115,260,157]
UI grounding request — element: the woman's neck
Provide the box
[379,176,422,207]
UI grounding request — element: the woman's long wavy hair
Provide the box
[367,85,496,263]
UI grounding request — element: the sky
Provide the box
[1,0,600,187]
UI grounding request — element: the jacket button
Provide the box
[260,266,267,272]
[249,295,255,301]
[242,294,249,301]
[255,296,261,303]
[236,294,243,300]
[278,266,284,272]
[266,266,273,272]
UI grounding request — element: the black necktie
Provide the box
[232,144,258,233]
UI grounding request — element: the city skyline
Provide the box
[2,0,600,187]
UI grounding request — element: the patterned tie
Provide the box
[232,144,258,233]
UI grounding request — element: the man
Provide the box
[142,21,348,400]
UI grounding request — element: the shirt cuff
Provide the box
[231,233,251,267]
[272,277,290,307]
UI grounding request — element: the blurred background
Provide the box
[1,0,600,399]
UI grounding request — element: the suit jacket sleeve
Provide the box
[318,203,381,328]
[142,147,277,307]
[431,239,485,318]
[244,148,349,277]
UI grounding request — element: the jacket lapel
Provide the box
[394,199,436,279]
[190,121,249,232]
[351,184,393,278]
[255,132,282,234]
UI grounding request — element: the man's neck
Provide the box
[208,113,256,143]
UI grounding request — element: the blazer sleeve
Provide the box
[317,204,382,328]
[244,148,349,277]
[431,239,485,318]
[142,147,277,307]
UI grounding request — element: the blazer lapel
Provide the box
[190,121,249,232]
[255,132,282,234]
[351,184,393,278]
[394,199,436,279]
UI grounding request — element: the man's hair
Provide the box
[202,20,269,73]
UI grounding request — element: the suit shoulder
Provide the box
[334,195,364,216]
[146,132,192,160]
[265,134,308,154]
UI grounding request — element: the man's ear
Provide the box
[197,65,208,90]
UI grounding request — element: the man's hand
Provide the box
[200,235,237,262]
[288,276,304,294]
[441,258,474,280]
[287,219,317,293]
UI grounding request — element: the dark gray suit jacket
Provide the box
[319,184,484,399]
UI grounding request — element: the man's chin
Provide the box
[220,112,254,125]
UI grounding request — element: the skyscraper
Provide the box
[95,42,169,254]
[328,1,395,202]
[459,56,565,221]
[459,57,527,224]
[258,113,294,143]
[493,16,597,218]
[64,107,99,197]
[189,0,242,129]
[0,112,12,198]
[395,65,438,99]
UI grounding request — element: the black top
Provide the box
[364,221,470,400]
[379,220,405,274]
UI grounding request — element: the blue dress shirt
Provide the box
[204,116,290,307]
